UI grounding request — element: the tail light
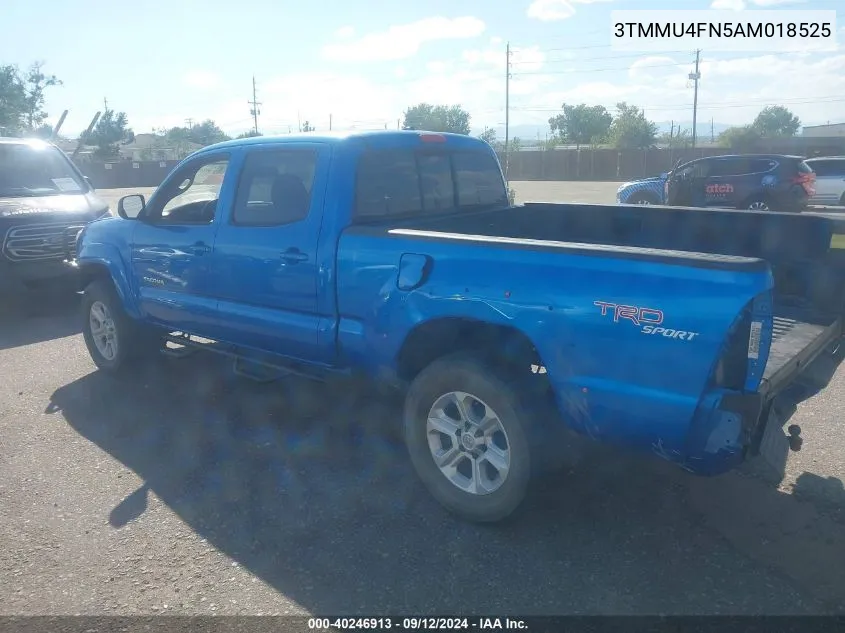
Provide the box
[712,303,753,391]
[792,171,816,196]
[419,133,447,143]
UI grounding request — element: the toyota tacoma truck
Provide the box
[70,130,845,523]
[0,137,110,295]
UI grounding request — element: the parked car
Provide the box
[0,137,110,295]
[804,156,845,207]
[665,154,815,213]
[70,131,845,523]
[616,174,667,205]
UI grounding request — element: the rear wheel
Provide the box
[745,198,769,211]
[403,353,533,523]
[82,279,163,374]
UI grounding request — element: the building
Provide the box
[802,123,845,138]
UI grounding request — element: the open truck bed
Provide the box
[393,201,845,406]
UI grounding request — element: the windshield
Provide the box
[0,142,88,198]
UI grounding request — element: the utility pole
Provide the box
[103,97,109,112]
[185,118,193,129]
[689,49,701,149]
[329,114,332,131]
[505,42,512,179]
[710,118,715,144]
[248,76,262,135]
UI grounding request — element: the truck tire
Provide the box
[403,353,533,523]
[81,279,163,374]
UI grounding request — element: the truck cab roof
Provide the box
[197,129,486,155]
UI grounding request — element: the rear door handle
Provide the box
[280,248,308,264]
[188,242,211,256]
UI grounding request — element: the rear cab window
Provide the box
[354,146,508,222]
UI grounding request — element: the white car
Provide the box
[804,156,845,207]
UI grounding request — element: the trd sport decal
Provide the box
[594,301,700,341]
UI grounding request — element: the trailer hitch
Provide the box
[787,424,803,452]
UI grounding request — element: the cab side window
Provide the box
[146,154,231,225]
[232,149,318,226]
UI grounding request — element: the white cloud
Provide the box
[710,0,806,9]
[183,71,219,90]
[334,25,355,39]
[321,16,485,62]
[527,0,613,22]
[710,0,745,9]
[510,52,845,130]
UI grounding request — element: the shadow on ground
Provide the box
[48,350,845,615]
[0,287,80,351]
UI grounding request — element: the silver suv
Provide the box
[804,156,845,207]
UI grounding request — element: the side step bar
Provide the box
[161,332,337,383]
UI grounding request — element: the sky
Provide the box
[4,0,844,140]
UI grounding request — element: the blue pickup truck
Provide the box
[70,130,845,523]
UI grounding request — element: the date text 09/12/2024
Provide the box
[307,617,528,631]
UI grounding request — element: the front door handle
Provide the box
[280,248,308,264]
[188,242,211,256]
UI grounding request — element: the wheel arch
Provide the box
[395,317,546,384]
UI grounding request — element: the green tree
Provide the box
[659,127,692,148]
[82,109,134,159]
[0,62,61,135]
[236,130,262,139]
[301,120,315,132]
[751,105,800,137]
[717,125,761,151]
[402,103,471,135]
[548,103,613,148]
[605,102,657,149]
[166,119,229,147]
[21,62,62,130]
[479,126,497,146]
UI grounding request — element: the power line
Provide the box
[505,41,511,179]
[691,49,701,149]
[511,62,689,76]
[509,50,692,66]
[248,76,262,135]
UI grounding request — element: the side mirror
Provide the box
[117,194,146,220]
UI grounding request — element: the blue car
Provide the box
[616,173,668,205]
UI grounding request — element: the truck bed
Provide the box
[385,202,845,400]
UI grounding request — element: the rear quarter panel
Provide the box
[336,229,772,458]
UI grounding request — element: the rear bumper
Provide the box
[681,389,764,476]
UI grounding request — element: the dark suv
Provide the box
[0,137,110,295]
[665,154,816,212]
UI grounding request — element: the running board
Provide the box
[161,332,336,383]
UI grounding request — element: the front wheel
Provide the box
[403,353,533,523]
[627,192,658,205]
[81,279,163,373]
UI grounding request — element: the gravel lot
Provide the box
[1,183,844,616]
